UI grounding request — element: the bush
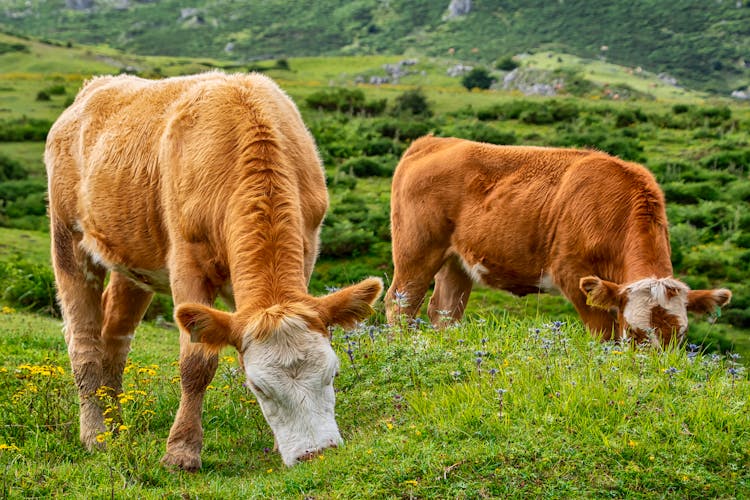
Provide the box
[440,122,516,145]
[0,154,27,182]
[495,56,519,71]
[390,88,432,117]
[375,118,433,141]
[461,68,494,90]
[0,259,59,316]
[305,87,385,116]
[0,117,52,142]
[35,91,51,102]
[661,181,720,204]
[341,156,391,178]
[320,220,377,258]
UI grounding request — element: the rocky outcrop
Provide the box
[445,0,471,19]
[65,0,94,10]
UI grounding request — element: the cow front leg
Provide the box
[161,253,219,472]
[51,222,107,449]
[161,336,218,472]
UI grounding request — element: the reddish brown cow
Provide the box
[46,72,383,471]
[385,135,731,345]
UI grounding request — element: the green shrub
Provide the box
[320,220,377,258]
[43,84,66,96]
[614,107,647,128]
[375,117,433,141]
[35,90,51,102]
[700,150,750,175]
[550,129,644,162]
[0,117,52,142]
[495,56,519,71]
[461,67,494,90]
[0,154,27,182]
[305,87,385,116]
[440,122,516,145]
[662,181,720,204]
[0,259,59,316]
[362,137,400,156]
[390,88,432,117]
[325,171,358,190]
[0,42,29,54]
[341,156,389,178]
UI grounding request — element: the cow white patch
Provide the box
[621,277,689,339]
[459,256,489,284]
[242,316,342,466]
[537,272,559,293]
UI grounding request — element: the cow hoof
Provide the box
[161,451,202,472]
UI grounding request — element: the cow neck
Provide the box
[224,169,308,311]
[621,220,674,284]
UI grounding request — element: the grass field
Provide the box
[1,307,748,498]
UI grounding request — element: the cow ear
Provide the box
[579,276,622,310]
[176,303,240,352]
[316,277,384,330]
[686,289,732,316]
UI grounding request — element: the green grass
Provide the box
[0,309,747,497]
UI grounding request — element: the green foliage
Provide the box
[0,258,59,316]
[305,87,386,116]
[0,179,49,231]
[0,154,27,182]
[0,118,52,142]
[0,41,29,54]
[495,56,519,71]
[461,67,494,90]
[374,117,434,141]
[440,121,516,145]
[341,156,392,178]
[390,88,432,117]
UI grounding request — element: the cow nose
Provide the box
[296,442,338,462]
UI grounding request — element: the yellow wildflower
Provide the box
[0,444,21,452]
[403,480,418,486]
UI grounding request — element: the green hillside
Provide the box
[2,0,749,95]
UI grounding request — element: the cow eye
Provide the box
[248,380,266,397]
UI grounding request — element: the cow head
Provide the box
[579,276,731,347]
[175,277,383,466]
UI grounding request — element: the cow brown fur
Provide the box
[385,135,730,345]
[46,72,382,471]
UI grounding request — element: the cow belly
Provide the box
[113,265,171,293]
[457,253,554,296]
[79,231,170,293]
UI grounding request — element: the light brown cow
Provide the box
[45,72,383,471]
[385,135,731,346]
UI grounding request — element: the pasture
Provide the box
[0,33,749,497]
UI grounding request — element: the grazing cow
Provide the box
[385,135,731,346]
[46,72,383,471]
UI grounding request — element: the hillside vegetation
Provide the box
[2,1,750,95]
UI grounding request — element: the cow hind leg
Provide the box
[428,256,474,326]
[100,272,154,415]
[51,221,107,449]
[385,246,447,325]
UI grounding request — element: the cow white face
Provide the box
[580,276,732,347]
[241,317,342,466]
[175,277,383,466]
